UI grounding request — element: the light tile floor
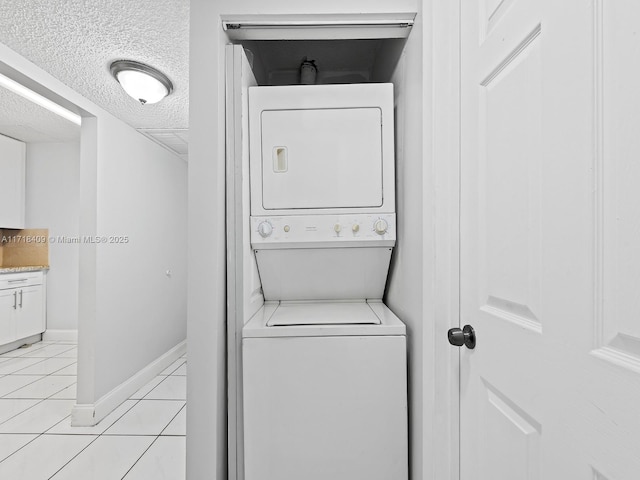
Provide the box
[0,340,186,479]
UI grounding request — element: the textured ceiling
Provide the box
[0,85,80,143]
[0,0,189,133]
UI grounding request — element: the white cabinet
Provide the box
[0,271,45,349]
[0,289,17,345]
[15,285,45,340]
[0,134,26,229]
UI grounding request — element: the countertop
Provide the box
[0,266,49,273]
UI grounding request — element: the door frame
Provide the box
[219,2,463,479]
[424,0,462,478]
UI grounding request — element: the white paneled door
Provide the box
[460,0,640,478]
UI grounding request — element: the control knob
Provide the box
[374,218,388,235]
[257,221,273,238]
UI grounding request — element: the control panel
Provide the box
[250,213,396,249]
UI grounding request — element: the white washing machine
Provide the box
[243,301,407,480]
[243,83,408,480]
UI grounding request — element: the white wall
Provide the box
[25,141,80,332]
[384,12,429,479]
[77,114,188,403]
[190,1,423,479]
[1,41,188,427]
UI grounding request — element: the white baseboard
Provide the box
[43,329,78,342]
[0,334,42,355]
[70,404,95,427]
[71,340,187,427]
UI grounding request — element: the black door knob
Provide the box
[447,325,476,349]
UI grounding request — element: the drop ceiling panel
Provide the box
[138,129,188,161]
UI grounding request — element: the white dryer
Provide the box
[243,83,407,480]
[249,83,395,217]
[248,83,397,301]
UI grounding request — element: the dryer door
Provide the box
[260,107,383,210]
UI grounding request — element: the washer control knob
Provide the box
[258,221,273,238]
[352,224,360,233]
[284,225,291,233]
[374,218,388,235]
[334,224,341,233]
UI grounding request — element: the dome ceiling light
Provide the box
[110,60,173,105]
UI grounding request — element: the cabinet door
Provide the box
[0,134,26,229]
[0,289,17,345]
[15,286,44,340]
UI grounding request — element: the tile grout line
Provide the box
[2,369,77,399]
[100,401,186,436]
[158,358,187,376]
[1,356,77,399]
[140,366,187,402]
[0,356,51,375]
[0,385,76,430]
[0,396,48,428]
[140,374,173,400]
[0,346,77,376]
[0,374,47,398]
[0,341,187,478]
[0,344,50,359]
[119,435,162,479]
[44,399,146,478]
[43,397,142,436]
[158,402,186,436]
[0,343,77,430]
[120,393,186,479]
[0,343,79,465]
[0,432,42,463]
[46,433,102,479]
[93,397,144,436]
[1,341,90,476]
[0,342,75,361]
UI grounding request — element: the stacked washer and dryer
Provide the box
[242,83,408,480]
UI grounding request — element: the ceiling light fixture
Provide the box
[110,60,173,105]
[0,72,82,125]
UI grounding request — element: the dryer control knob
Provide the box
[258,221,273,238]
[374,219,388,235]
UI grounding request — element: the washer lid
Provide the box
[267,301,381,326]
